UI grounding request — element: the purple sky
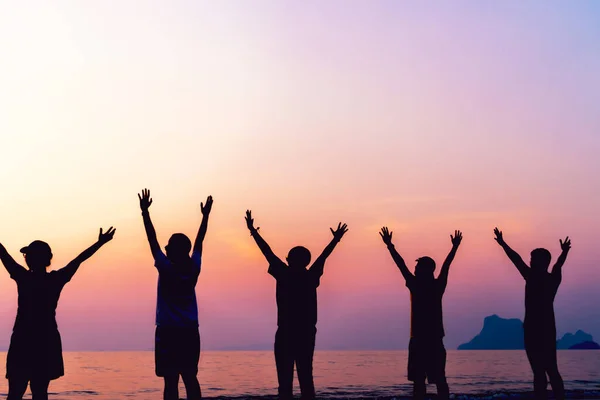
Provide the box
[0,1,598,350]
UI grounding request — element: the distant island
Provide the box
[569,341,600,350]
[458,315,524,350]
[556,330,593,349]
[458,315,599,350]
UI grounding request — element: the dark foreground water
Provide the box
[0,350,598,399]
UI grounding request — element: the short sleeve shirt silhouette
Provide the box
[406,276,446,339]
[269,260,322,329]
[155,251,201,327]
[11,268,72,331]
[523,270,561,334]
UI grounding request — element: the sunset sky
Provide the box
[0,1,599,351]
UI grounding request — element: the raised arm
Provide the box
[193,195,213,256]
[138,189,161,257]
[438,230,462,284]
[310,223,348,276]
[379,227,414,282]
[58,227,116,281]
[0,243,27,278]
[494,227,530,279]
[551,236,571,280]
[245,210,281,265]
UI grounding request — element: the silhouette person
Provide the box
[245,210,347,400]
[379,227,462,400]
[0,227,116,400]
[139,189,212,400]
[494,228,570,400]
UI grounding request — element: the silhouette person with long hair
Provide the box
[494,228,570,400]
[0,227,116,400]
[245,210,347,400]
[379,227,462,400]
[139,189,212,400]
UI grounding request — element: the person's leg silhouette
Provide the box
[295,328,316,400]
[547,357,565,400]
[163,374,179,400]
[547,369,565,400]
[532,368,548,400]
[431,339,449,400]
[526,349,548,399]
[275,328,294,400]
[7,378,28,400]
[436,379,450,400]
[525,331,550,400]
[412,381,426,400]
[408,338,427,399]
[30,379,49,400]
[180,327,201,400]
[182,373,202,400]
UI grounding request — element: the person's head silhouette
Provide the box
[415,256,436,280]
[20,240,53,272]
[530,248,552,272]
[165,233,192,263]
[286,246,311,269]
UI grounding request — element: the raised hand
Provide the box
[138,189,153,211]
[201,195,213,215]
[451,230,463,247]
[330,223,348,241]
[493,227,505,245]
[245,210,259,232]
[98,227,116,245]
[379,226,393,246]
[560,236,571,252]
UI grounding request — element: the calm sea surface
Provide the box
[0,351,598,399]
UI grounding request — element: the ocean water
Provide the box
[0,351,598,399]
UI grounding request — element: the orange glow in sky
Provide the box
[0,1,599,350]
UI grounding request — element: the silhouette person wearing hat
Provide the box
[379,227,462,400]
[245,210,348,400]
[0,227,116,400]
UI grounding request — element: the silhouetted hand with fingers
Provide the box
[201,196,213,216]
[560,237,571,252]
[245,210,279,264]
[379,226,413,280]
[451,230,463,247]
[330,223,348,241]
[552,236,571,277]
[494,227,505,245]
[193,195,213,254]
[245,210,259,233]
[439,230,463,283]
[138,189,153,212]
[379,227,393,246]
[98,227,116,245]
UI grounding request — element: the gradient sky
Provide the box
[0,0,599,351]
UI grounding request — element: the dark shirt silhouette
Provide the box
[246,210,347,400]
[407,274,446,339]
[269,258,322,328]
[380,227,461,400]
[154,250,201,328]
[494,228,570,400]
[12,267,71,331]
[0,228,115,400]
[139,189,212,400]
[525,271,560,333]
